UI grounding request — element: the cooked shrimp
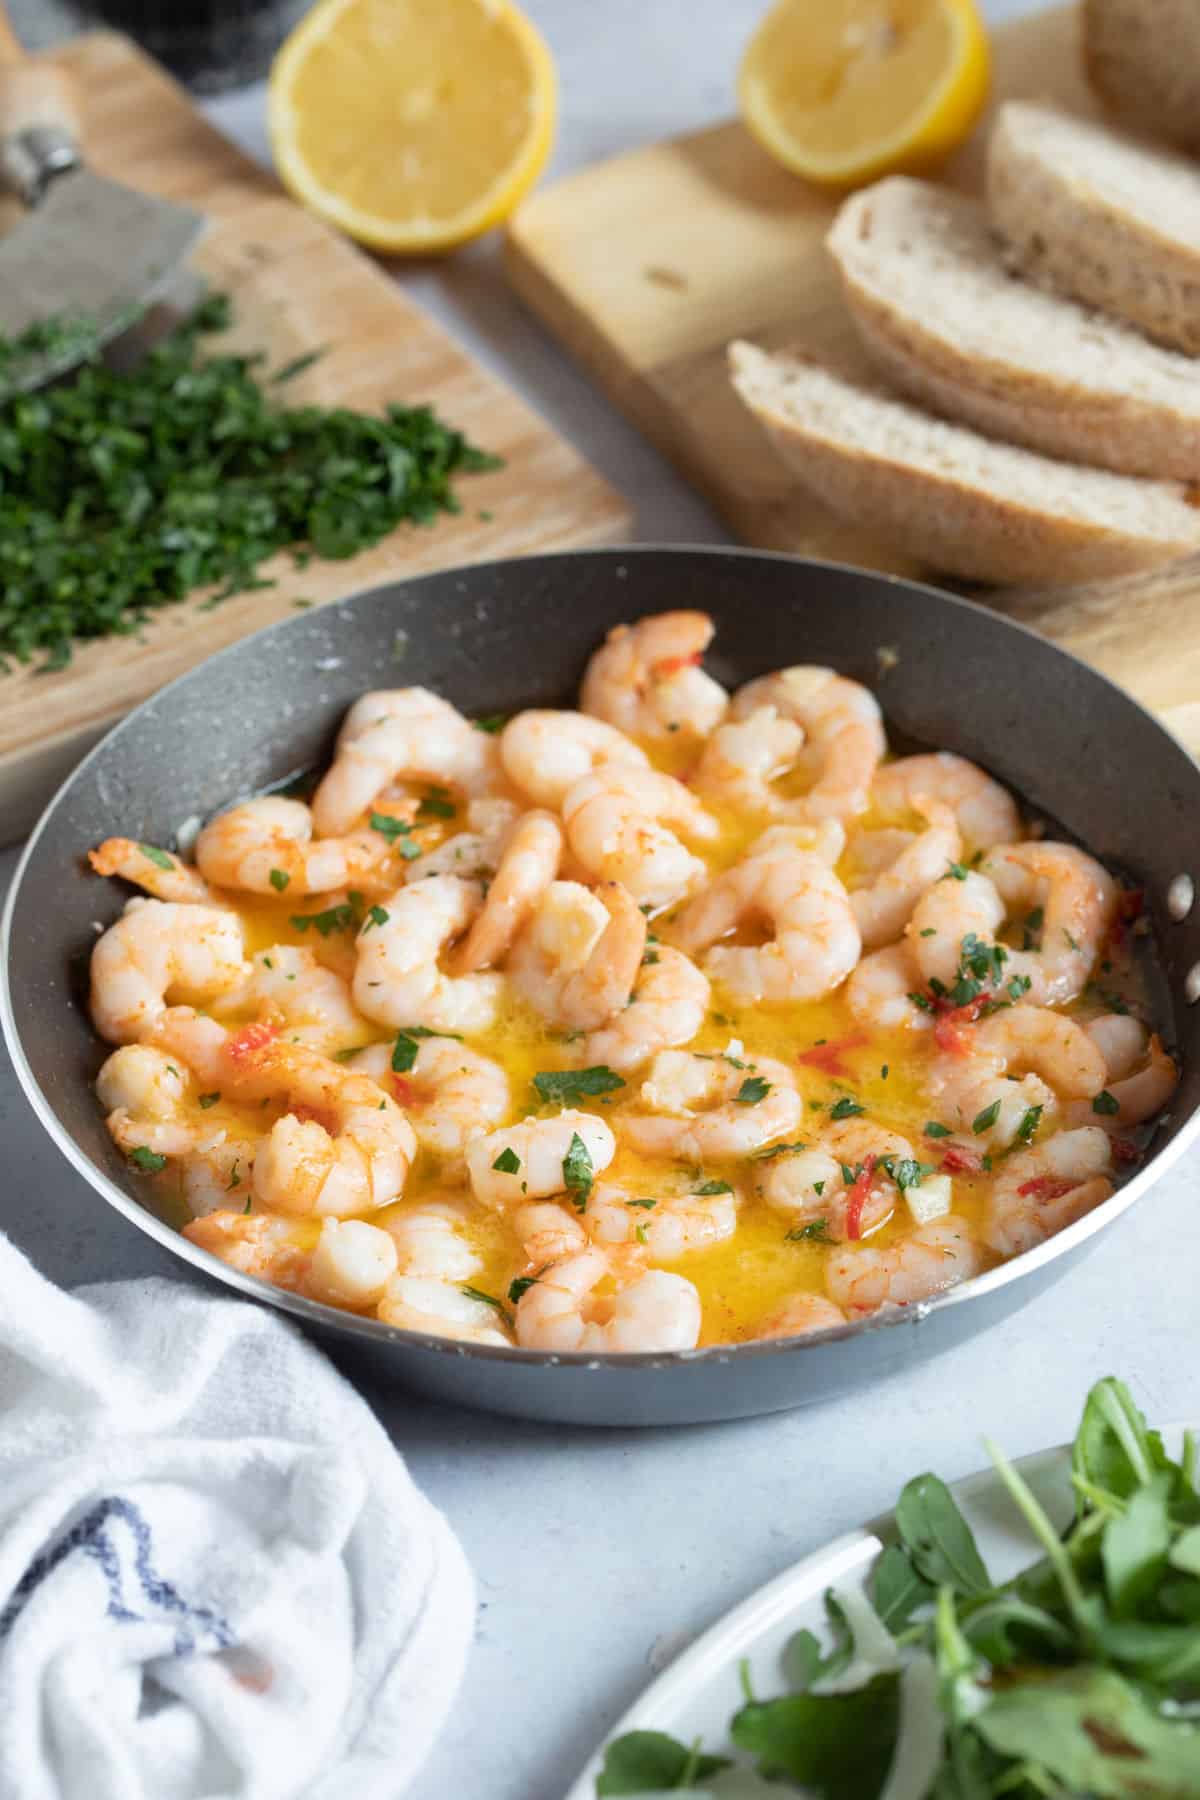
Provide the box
[732,667,885,823]
[376,1276,512,1346]
[183,1209,312,1293]
[849,801,962,950]
[352,875,504,1034]
[96,1044,199,1158]
[350,1037,510,1168]
[845,944,933,1033]
[508,880,647,1030]
[587,1181,739,1258]
[672,850,860,1003]
[580,611,728,742]
[312,688,494,836]
[563,767,717,910]
[307,1218,399,1309]
[514,1248,702,1352]
[466,1110,617,1210]
[826,1217,982,1313]
[499,711,649,809]
[1066,1023,1179,1129]
[144,1006,229,1088]
[580,945,710,1073]
[694,707,805,816]
[907,869,1007,989]
[383,1197,481,1280]
[982,842,1117,1005]
[755,1120,913,1241]
[755,1293,848,1339]
[513,1201,588,1267]
[928,1007,1107,1148]
[983,1128,1114,1258]
[448,809,562,974]
[89,838,214,904]
[221,1029,416,1217]
[194,797,387,897]
[216,946,361,1054]
[623,1050,803,1160]
[404,795,519,882]
[750,820,847,866]
[180,1137,261,1219]
[872,752,1020,852]
[90,900,246,1044]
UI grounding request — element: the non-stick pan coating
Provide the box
[6,549,1200,1425]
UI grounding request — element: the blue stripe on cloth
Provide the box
[0,1496,233,1654]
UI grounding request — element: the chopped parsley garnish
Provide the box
[362,904,390,932]
[562,1133,594,1211]
[0,292,500,673]
[416,786,456,822]
[813,1181,825,1196]
[461,1285,512,1325]
[1096,989,1131,1016]
[787,1219,831,1243]
[1064,928,1080,951]
[944,861,968,881]
[474,714,508,735]
[908,990,934,1013]
[390,1025,449,1072]
[1022,906,1045,951]
[919,927,937,938]
[880,1064,889,1080]
[532,1066,625,1104]
[227,1158,242,1190]
[1093,1090,1120,1116]
[626,1197,657,1210]
[197,1092,220,1109]
[290,894,363,936]
[508,1273,541,1304]
[369,811,416,847]
[880,1157,935,1192]
[1008,974,1032,1000]
[138,843,173,871]
[924,1121,951,1139]
[752,1140,806,1159]
[268,867,290,892]
[128,1146,166,1172]
[243,1196,252,1214]
[829,1097,865,1120]
[492,1147,521,1174]
[736,1076,770,1105]
[695,1180,733,1196]
[972,1100,1001,1135]
[1017,1104,1043,1142]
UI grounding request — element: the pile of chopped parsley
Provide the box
[0,294,500,671]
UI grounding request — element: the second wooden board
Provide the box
[506,4,1200,750]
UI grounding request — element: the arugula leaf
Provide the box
[895,1474,992,1598]
[731,1674,900,1797]
[595,1730,730,1795]
[872,1544,935,1634]
[533,1066,625,1105]
[1102,1475,1173,1616]
[1072,1377,1170,1507]
[975,1664,1200,1793]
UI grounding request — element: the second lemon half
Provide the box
[739,0,991,188]
[269,0,557,254]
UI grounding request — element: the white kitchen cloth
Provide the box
[0,1234,474,1800]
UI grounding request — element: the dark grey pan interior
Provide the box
[5,548,1200,1427]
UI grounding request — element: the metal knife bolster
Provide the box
[0,122,78,205]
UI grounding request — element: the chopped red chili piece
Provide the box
[797,1031,869,1077]
[844,1155,876,1240]
[941,1144,984,1175]
[390,1074,416,1106]
[1111,1136,1140,1165]
[1016,1176,1077,1201]
[655,651,703,676]
[933,999,984,1054]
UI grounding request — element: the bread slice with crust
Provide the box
[826,176,1200,480]
[1084,0,1200,151]
[988,102,1200,355]
[728,340,1200,587]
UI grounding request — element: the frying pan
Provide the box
[5,548,1200,1427]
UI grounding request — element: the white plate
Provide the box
[564,1428,1191,1799]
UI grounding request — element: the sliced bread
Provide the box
[826,176,1200,481]
[1084,0,1200,151]
[988,102,1200,355]
[727,340,1200,588]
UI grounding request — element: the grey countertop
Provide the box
[4,4,1197,1797]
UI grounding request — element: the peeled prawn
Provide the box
[183,1210,312,1293]
[587,1181,738,1258]
[383,1197,482,1280]
[580,944,709,1073]
[694,706,805,816]
[848,800,962,949]
[499,711,649,809]
[447,809,562,974]
[194,797,387,897]
[755,1119,914,1241]
[562,767,717,910]
[826,1217,982,1313]
[352,874,504,1034]
[508,880,647,1030]
[89,838,213,904]
[216,945,362,1054]
[623,1049,802,1160]
[982,842,1117,1005]
[90,900,245,1044]
[377,1277,512,1345]
[673,849,860,1003]
[97,1044,202,1158]
[928,1006,1107,1148]
[350,1037,510,1168]
[872,752,1020,852]
[983,1127,1114,1258]
[514,1248,702,1352]
[731,667,885,823]
[1067,1019,1178,1129]
[466,1110,616,1210]
[755,1293,848,1339]
[312,688,494,836]
[845,944,932,1034]
[580,611,728,742]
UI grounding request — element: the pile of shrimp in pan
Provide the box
[86,610,1178,1353]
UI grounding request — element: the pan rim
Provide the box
[5,544,1199,1374]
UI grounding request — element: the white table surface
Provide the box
[3,4,1197,1796]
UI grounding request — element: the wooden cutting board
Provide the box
[0,32,632,842]
[506,3,1200,754]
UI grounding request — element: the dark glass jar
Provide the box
[83,0,308,92]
